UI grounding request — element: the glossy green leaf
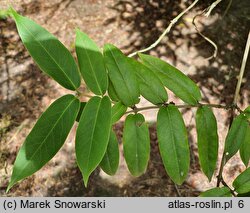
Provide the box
[100,131,119,175]
[111,102,127,124]
[10,9,80,91]
[7,95,80,191]
[123,114,150,176]
[240,125,250,166]
[233,167,250,194]
[128,58,168,104]
[76,102,86,122]
[224,114,249,162]
[75,29,107,95]
[157,105,190,185]
[196,106,218,181]
[139,53,201,105]
[104,44,140,106]
[76,96,111,186]
[108,80,120,102]
[199,187,232,197]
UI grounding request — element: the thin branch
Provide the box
[128,0,200,57]
[205,0,223,17]
[192,12,218,60]
[221,178,237,197]
[217,31,250,188]
[233,31,250,105]
[192,0,224,60]
[125,102,242,115]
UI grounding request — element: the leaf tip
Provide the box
[83,175,89,188]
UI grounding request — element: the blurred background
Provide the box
[0,0,249,196]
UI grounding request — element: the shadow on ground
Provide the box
[106,0,250,107]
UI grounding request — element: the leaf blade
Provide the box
[104,44,140,106]
[111,102,127,124]
[233,167,250,194]
[7,94,80,191]
[129,58,168,104]
[157,105,190,185]
[224,114,248,162]
[196,106,218,181]
[199,187,232,197]
[240,125,250,166]
[75,96,112,186]
[139,53,201,104]
[10,9,81,90]
[75,29,108,95]
[123,114,150,176]
[100,130,120,175]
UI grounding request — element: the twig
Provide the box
[125,102,242,115]
[173,183,182,197]
[222,0,232,19]
[221,178,237,197]
[204,0,223,17]
[217,31,250,188]
[128,0,200,57]
[192,12,218,60]
[192,0,224,60]
[233,31,250,105]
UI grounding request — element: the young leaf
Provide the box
[123,114,150,176]
[111,102,127,124]
[199,187,232,197]
[104,44,140,106]
[224,114,249,162]
[76,96,111,186]
[108,80,120,102]
[128,58,168,104]
[10,9,80,91]
[233,167,250,194]
[157,105,190,185]
[196,106,218,181]
[7,95,80,191]
[244,106,250,119]
[100,131,119,175]
[240,125,250,166]
[76,102,86,122]
[75,29,108,95]
[139,53,201,105]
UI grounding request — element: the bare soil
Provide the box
[0,0,249,196]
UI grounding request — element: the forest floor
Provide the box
[0,0,249,196]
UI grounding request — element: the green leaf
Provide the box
[111,102,127,124]
[224,114,249,162]
[104,44,140,106]
[233,167,250,194]
[100,131,119,175]
[10,8,80,91]
[76,96,111,186]
[76,102,86,122]
[123,114,150,176]
[157,105,190,185]
[75,29,108,95]
[240,125,250,166]
[195,106,218,181]
[108,80,120,102]
[139,53,201,104]
[128,58,168,104]
[237,192,250,197]
[7,95,80,191]
[199,187,232,197]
